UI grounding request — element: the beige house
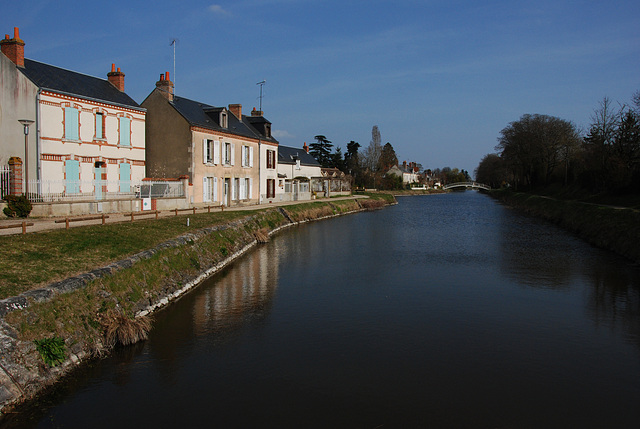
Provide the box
[0,27,145,199]
[142,73,278,206]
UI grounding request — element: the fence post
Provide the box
[22,221,26,235]
[174,208,178,216]
[130,212,134,222]
[193,207,196,214]
[65,218,70,229]
[102,214,106,225]
[155,210,159,219]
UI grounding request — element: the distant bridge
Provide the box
[443,181,491,191]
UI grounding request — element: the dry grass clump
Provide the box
[102,309,152,347]
[359,199,386,210]
[253,228,270,243]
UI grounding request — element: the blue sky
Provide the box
[3,0,639,175]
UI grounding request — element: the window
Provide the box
[95,112,104,139]
[223,142,234,165]
[64,107,79,140]
[119,163,131,193]
[241,145,254,167]
[203,139,213,163]
[234,178,240,200]
[220,112,228,128]
[65,159,80,193]
[296,159,301,170]
[119,117,131,146]
[203,177,217,202]
[267,178,275,198]
[266,149,275,169]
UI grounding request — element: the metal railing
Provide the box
[24,179,185,202]
[0,166,10,199]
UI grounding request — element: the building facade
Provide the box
[142,73,279,206]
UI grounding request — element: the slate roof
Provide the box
[169,95,279,144]
[278,145,321,166]
[20,59,142,109]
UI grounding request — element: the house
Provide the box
[141,73,279,206]
[386,161,420,185]
[0,27,146,200]
[276,143,322,201]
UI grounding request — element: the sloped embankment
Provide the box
[0,198,389,414]
[490,190,640,264]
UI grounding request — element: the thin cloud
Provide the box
[208,4,228,14]
[272,129,295,139]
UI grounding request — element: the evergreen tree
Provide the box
[309,135,333,167]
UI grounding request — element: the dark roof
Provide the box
[278,145,321,166]
[169,95,279,144]
[20,59,141,109]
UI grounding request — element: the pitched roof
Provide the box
[20,59,141,109]
[169,95,279,144]
[278,145,321,166]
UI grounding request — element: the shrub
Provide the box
[102,310,152,347]
[34,337,66,367]
[3,194,33,218]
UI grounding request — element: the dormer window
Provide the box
[265,123,271,138]
[220,112,228,128]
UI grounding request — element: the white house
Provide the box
[0,27,145,201]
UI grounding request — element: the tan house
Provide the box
[142,73,279,206]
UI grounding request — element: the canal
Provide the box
[2,191,640,428]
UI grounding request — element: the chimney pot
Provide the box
[14,27,19,38]
[165,71,170,81]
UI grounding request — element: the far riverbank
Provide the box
[489,189,640,264]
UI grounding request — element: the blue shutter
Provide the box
[119,163,131,193]
[65,159,80,193]
[119,117,131,146]
[65,107,79,140]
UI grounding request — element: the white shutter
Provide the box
[231,178,235,200]
[213,177,218,202]
[203,139,208,164]
[240,178,245,199]
[249,146,254,167]
[242,146,247,167]
[214,140,220,164]
[231,143,236,166]
[202,177,208,202]
[249,178,253,200]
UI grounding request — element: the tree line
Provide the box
[476,91,640,194]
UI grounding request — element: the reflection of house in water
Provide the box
[192,244,279,335]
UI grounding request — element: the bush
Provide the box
[34,337,66,367]
[3,194,33,218]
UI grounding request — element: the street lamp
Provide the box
[19,119,34,197]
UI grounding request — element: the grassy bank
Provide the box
[490,189,640,264]
[0,195,395,413]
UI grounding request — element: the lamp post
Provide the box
[19,119,34,197]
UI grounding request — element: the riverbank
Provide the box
[489,189,640,264]
[0,194,396,415]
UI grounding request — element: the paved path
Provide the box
[0,196,367,236]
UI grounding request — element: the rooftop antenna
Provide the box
[256,80,266,112]
[170,38,178,90]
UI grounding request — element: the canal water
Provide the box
[2,192,640,428]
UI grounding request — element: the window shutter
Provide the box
[202,177,208,202]
[213,177,218,202]
[119,163,131,193]
[242,146,247,167]
[240,178,245,199]
[231,178,235,200]
[214,140,220,164]
[203,139,208,164]
[119,117,131,146]
[65,107,79,140]
[65,159,80,193]
[248,178,253,200]
[249,147,254,167]
[231,143,236,166]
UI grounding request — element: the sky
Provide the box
[3,0,639,175]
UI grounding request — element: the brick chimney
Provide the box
[251,107,263,117]
[155,71,174,101]
[107,63,125,92]
[303,142,309,153]
[0,27,25,68]
[229,104,242,119]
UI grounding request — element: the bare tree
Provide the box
[361,125,382,171]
